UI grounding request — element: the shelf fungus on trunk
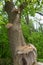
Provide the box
[15,44,37,65]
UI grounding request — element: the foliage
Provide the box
[15,0,43,16]
[0,1,12,65]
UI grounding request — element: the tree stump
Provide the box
[14,44,37,65]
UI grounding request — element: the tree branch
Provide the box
[19,2,28,11]
[36,12,43,16]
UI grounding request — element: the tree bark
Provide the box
[4,0,26,64]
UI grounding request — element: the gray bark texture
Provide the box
[4,0,37,65]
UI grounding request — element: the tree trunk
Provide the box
[8,12,26,54]
[25,14,29,25]
[4,1,37,65]
[4,0,26,64]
